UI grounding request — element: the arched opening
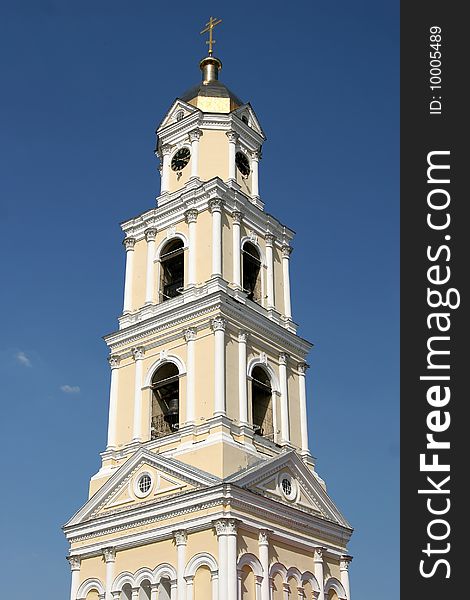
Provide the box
[327,591,339,600]
[194,565,212,600]
[240,565,256,600]
[160,239,184,301]
[251,366,274,438]
[159,578,172,600]
[85,591,100,600]
[272,573,284,600]
[288,577,299,600]
[242,242,261,303]
[151,362,180,439]
[139,580,151,600]
[121,583,133,600]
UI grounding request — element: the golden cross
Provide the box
[200,16,222,56]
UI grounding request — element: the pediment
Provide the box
[157,99,200,132]
[66,449,219,526]
[228,451,350,528]
[232,103,266,139]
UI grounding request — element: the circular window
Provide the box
[176,110,185,122]
[235,151,250,178]
[281,478,292,496]
[279,473,297,501]
[171,147,191,171]
[134,472,153,498]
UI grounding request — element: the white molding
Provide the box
[237,553,263,577]
[143,354,187,387]
[155,233,188,262]
[184,552,218,577]
[246,358,281,394]
[324,578,347,600]
[77,578,105,599]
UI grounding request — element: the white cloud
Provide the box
[60,385,80,394]
[16,351,32,367]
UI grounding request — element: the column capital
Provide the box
[211,316,226,333]
[314,546,327,561]
[108,354,121,369]
[173,529,188,546]
[340,555,353,570]
[188,128,202,142]
[251,149,262,161]
[281,244,293,258]
[184,327,197,342]
[209,197,224,213]
[123,237,136,251]
[145,228,157,242]
[258,529,270,545]
[131,346,145,361]
[213,517,238,536]
[279,352,289,366]
[150,583,160,592]
[226,130,239,143]
[238,330,249,343]
[297,361,309,375]
[102,546,116,563]
[232,210,243,224]
[185,208,199,224]
[265,233,276,247]
[161,143,172,156]
[67,555,81,571]
[282,583,291,593]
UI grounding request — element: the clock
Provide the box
[235,151,250,177]
[171,147,191,171]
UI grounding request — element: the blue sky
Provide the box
[0,1,398,598]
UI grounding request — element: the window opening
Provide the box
[251,366,274,439]
[242,242,261,303]
[151,363,180,439]
[160,239,184,301]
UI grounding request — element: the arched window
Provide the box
[139,580,151,600]
[251,366,273,438]
[160,239,184,301]
[120,584,132,600]
[151,363,180,439]
[242,241,261,303]
[159,578,172,600]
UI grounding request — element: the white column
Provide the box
[279,353,290,443]
[189,129,202,179]
[67,555,81,600]
[258,530,270,600]
[131,588,139,600]
[340,555,352,599]
[251,150,261,198]
[103,547,116,600]
[209,198,223,278]
[171,581,178,600]
[226,131,238,181]
[265,234,275,309]
[145,228,157,304]
[298,362,310,455]
[227,520,238,600]
[132,346,145,442]
[281,245,293,320]
[123,237,136,313]
[185,577,194,600]
[185,209,198,287]
[184,327,197,423]
[174,530,188,600]
[150,584,159,600]
[232,210,242,289]
[214,520,229,598]
[313,548,325,600]
[211,317,226,416]
[161,144,172,194]
[238,331,248,424]
[106,355,120,449]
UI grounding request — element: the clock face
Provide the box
[171,147,191,172]
[235,151,250,177]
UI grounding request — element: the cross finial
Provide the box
[200,16,222,56]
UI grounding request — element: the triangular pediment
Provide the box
[157,99,200,132]
[227,451,350,528]
[233,103,266,139]
[66,449,220,526]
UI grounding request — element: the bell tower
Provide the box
[64,19,353,600]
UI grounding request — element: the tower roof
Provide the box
[179,56,243,113]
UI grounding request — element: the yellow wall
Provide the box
[199,130,229,183]
[194,565,212,600]
[241,565,256,600]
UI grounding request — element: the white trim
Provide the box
[154,564,177,583]
[285,567,302,585]
[184,552,218,577]
[77,578,105,599]
[323,578,347,600]
[155,234,188,262]
[278,472,299,503]
[301,572,320,593]
[133,471,155,499]
[112,572,135,593]
[246,359,280,394]
[237,553,263,577]
[134,568,155,587]
[144,354,187,387]
[269,563,288,580]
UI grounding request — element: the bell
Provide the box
[166,398,179,416]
